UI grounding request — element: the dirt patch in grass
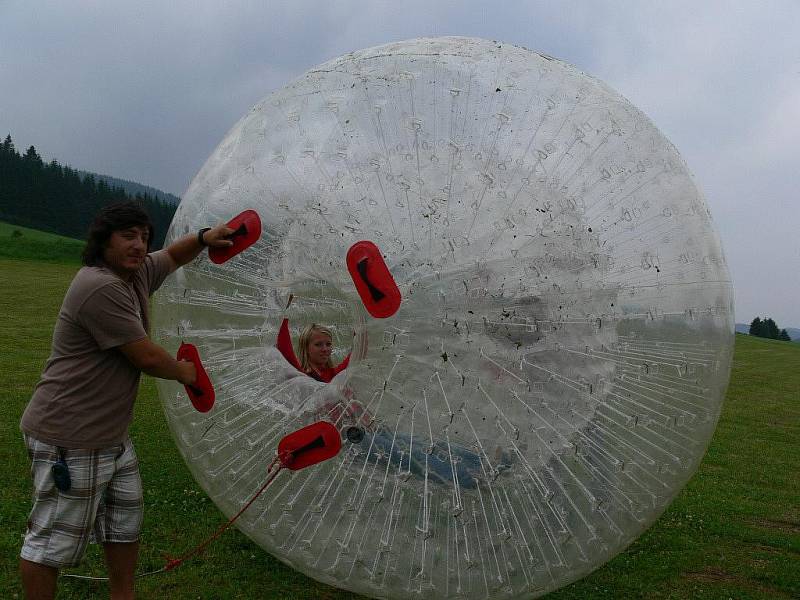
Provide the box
[749,518,800,535]
[684,567,794,598]
[749,543,788,555]
[685,566,740,584]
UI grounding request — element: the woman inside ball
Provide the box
[297,323,350,383]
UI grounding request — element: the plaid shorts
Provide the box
[20,434,144,568]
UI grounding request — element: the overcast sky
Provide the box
[1,1,798,327]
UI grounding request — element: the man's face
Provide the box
[103,226,149,279]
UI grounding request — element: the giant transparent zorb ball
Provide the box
[153,37,734,599]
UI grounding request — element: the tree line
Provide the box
[0,135,176,249]
[749,317,792,341]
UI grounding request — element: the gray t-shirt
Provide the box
[20,250,174,449]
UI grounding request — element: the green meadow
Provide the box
[0,221,85,264]
[0,227,797,599]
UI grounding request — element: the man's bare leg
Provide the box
[20,558,58,600]
[103,541,139,600]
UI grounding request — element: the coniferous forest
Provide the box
[0,135,176,249]
[749,316,792,342]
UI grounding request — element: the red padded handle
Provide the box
[208,209,262,264]
[346,241,401,318]
[177,343,215,412]
[277,421,342,470]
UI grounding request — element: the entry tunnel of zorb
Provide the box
[152,37,734,599]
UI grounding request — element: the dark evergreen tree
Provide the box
[763,318,780,339]
[2,134,15,154]
[749,317,763,336]
[23,145,43,166]
[779,329,791,341]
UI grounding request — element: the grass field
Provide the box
[0,222,83,264]
[1,239,798,598]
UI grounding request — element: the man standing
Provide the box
[18,201,233,599]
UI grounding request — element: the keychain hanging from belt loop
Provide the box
[52,447,71,492]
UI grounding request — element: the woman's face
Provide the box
[307,332,333,367]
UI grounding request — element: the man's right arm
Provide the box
[118,338,196,384]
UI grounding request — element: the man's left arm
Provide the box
[165,224,235,271]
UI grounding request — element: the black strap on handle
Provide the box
[226,223,248,239]
[283,435,326,465]
[356,258,386,302]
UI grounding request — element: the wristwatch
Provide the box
[197,227,212,246]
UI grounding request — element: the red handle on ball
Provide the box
[277,421,342,470]
[209,209,262,264]
[177,343,215,412]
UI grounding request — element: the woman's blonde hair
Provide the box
[297,324,334,372]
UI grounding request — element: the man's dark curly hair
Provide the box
[81,201,154,266]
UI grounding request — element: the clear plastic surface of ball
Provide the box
[152,37,734,599]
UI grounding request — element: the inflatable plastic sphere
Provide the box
[152,37,734,599]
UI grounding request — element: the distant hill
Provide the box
[0,220,84,263]
[736,323,800,343]
[77,170,180,205]
[0,135,176,248]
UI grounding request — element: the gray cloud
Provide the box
[1,0,798,326]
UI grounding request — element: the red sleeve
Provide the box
[315,355,351,383]
[332,353,350,376]
[276,318,302,371]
